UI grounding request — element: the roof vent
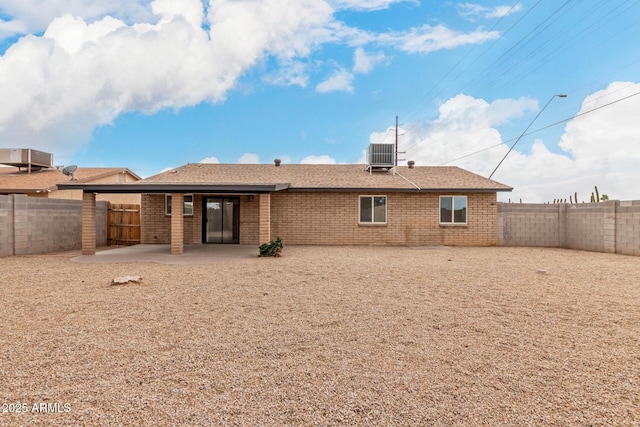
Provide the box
[407,160,415,169]
[274,158,281,167]
[365,143,395,172]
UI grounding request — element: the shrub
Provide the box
[259,236,283,257]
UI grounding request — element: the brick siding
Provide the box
[270,191,497,246]
[141,194,259,245]
[141,192,498,246]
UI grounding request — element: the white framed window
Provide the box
[359,195,387,224]
[165,194,194,216]
[440,195,467,224]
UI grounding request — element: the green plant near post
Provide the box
[259,236,283,257]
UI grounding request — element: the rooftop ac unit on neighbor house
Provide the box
[0,148,53,170]
[366,143,395,170]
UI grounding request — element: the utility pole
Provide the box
[395,115,398,167]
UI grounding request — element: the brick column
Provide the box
[171,193,184,255]
[259,193,271,243]
[82,192,96,255]
[558,203,567,248]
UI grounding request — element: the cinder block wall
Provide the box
[0,195,15,257]
[497,203,561,247]
[497,200,640,255]
[0,194,107,256]
[270,191,498,246]
[617,200,640,256]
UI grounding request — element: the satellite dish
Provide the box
[62,165,77,181]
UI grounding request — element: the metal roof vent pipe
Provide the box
[274,159,281,167]
[407,160,415,169]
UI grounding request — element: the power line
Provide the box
[439,89,640,166]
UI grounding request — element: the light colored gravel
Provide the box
[1,246,639,426]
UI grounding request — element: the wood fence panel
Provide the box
[108,203,140,246]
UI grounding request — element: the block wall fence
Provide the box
[497,200,640,256]
[0,194,108,257]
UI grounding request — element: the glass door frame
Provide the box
[202,196,240,244]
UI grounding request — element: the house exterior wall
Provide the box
[50,171,141,204]
[270,191,497,246]
[141,191,498,246]
[0,194,107,256]
[141,194,259,245]
[50,188,141,204]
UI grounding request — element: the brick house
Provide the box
[0,148,141,204]
[59,161,511,255]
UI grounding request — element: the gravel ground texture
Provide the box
[1,245,639,426]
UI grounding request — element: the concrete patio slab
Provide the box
[70,244,259,265]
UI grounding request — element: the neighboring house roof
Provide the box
[58,163,512,193]
[0,166,141,193]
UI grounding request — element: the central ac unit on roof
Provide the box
[366,143,395,169]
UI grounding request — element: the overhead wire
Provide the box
[398,0,525,125]
[439,88,640,166]
[400,1,640,163]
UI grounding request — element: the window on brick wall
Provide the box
[440,195,467,224]
[165,194,194,216]
[359,195,387,224]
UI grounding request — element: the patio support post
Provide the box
[82,192,96,255]
[259,193,271,243]
[171,193,184,255]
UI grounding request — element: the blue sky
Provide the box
[1,0,639,202]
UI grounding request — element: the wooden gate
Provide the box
[107,203,141,246]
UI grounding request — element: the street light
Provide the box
[488,94,567,179]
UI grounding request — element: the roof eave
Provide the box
[56,183,290,193]
[287,187,513,192]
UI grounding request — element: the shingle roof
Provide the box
[0,166,140,193]
[138,163,512,192]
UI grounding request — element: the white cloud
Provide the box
[457,3,522,21]
[0,0,152,39]
[238,153,260,164]
[0,18,29,40]
[316,68,354,93]
[0,0,336,158]
[353,47,387,74]
[301,154,337,164]
[262,59,309,87]
[399,94,536,173]
[398,83,640,202]
[199,156,220,164]
[0,0,507,161]
[375,24,499,54]
[327,0,412,11]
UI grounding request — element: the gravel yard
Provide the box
[1,246,639,426]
